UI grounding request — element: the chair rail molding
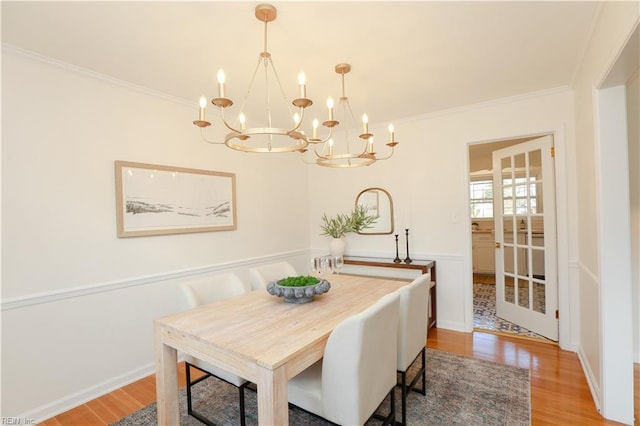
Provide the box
[1,249,309,311]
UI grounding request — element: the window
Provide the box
[470,180,493,218]
[470,177,538,219]
[502,177,537,215]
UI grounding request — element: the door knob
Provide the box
[495,242,501,248]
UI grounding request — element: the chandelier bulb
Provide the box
[362,114,369,134]
[327,97,334,120]
[217,69,226,98]
[239,113,246,130]
[298,72,306,98]
[193,95,211,127]
[198,96,207,121]
[388,123,395,142]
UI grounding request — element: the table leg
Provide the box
[257,364,289,425]
[155,326,179,425]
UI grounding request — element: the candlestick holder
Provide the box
[404,228,412,264]
[393,234,401,263]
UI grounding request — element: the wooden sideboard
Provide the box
[343,256,437,330]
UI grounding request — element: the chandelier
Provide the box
[303,63,398,168]
[193,3,326,153]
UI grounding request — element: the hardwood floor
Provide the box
[429,329,637,426]
[40,329,638,425]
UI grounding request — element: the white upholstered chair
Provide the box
[396,272,431,426]
[180,272,249,426]
[248,261,297,289]
[287,291,400,425]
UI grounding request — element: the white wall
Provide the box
[571,1,639,423]
[627,71,640,364]
[1,48,311,419]
[308,88,576,339]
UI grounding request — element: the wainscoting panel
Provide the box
[2,250,309,422]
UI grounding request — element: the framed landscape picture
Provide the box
[115,161,236,237]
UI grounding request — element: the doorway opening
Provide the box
[469,136,556,343]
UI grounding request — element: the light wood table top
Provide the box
[154,273,408,425]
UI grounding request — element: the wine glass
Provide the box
[320,256,333,275]
[310,257,321,276]
[332,256,344,275]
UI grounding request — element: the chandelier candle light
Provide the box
[193,4,330,153]
[304,63,399,168]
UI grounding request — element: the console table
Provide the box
[343,256,437,330]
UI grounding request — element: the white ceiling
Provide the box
[1,1,600,128]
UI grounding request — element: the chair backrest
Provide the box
[397,272,430,371]
[248,261,297,290]
[321,291,400,425]
[180,272,247,308]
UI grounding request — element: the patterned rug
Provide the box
[111,349,530,426]
[474,282,549,341]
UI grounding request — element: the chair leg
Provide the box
[407,347,426,396]
[419,347,426,395]
[400,370,408,426]
[238,383,246,426]
[371,387,397,425]
[186,362,194,416]
[388,385,396,426]
[185,362,247,426]
[396,347,427,425]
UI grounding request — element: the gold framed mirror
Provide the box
[355,187,394,234]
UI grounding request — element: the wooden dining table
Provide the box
[154,273,409,425]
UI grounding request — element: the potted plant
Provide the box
[320,205,377,256]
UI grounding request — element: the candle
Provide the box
[368,137,374,153]
[388,123,395,142]
[217,69,226,98]
[313,118,319,139]
[293,112,300,125]
[239,113,246,130]
[327,97,334,120]
[328,138,334,156]
[198,96,207,121]
[362,114,369,134]
[298,72,306,98]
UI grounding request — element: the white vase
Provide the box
[330,237,346,257]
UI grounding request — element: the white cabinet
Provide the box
[472,232,495,274]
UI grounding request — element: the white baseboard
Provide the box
[577,344,601,415]
[436,320,470,333]
[26,363,156,423]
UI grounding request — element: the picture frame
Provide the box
[115,161,237,237]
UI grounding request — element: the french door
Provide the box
[492,135,558,341]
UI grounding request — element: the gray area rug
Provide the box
[112,349,530,425]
